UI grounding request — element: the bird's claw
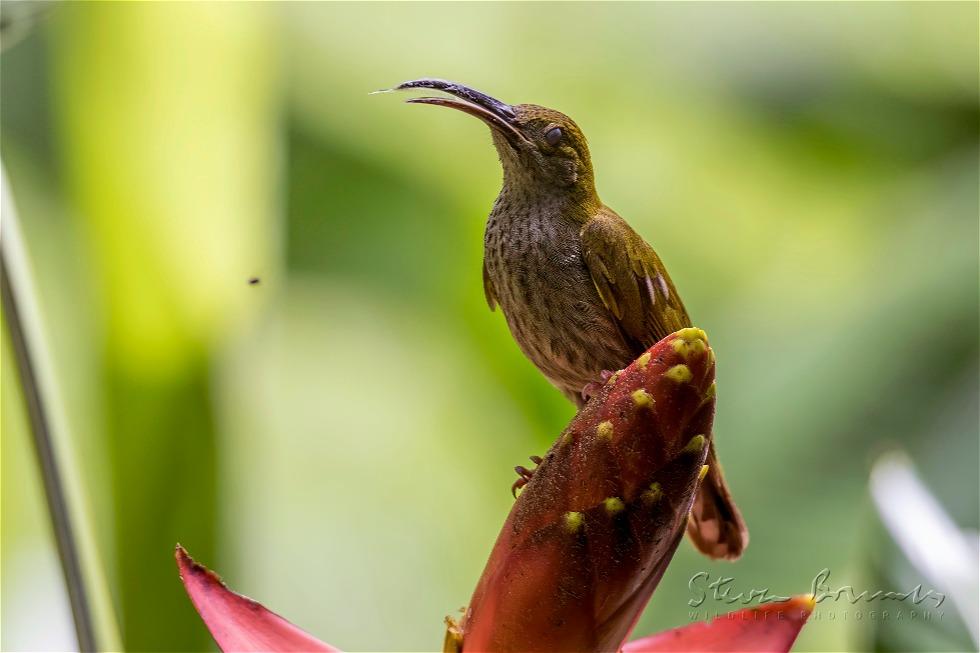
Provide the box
[580,370,617,402]
[511,455,544,497]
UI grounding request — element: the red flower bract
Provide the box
[176,542,814,653]
[456,328,716,653]
[176,544,338,653]
[623,596,816,653]
[175,328,814,653]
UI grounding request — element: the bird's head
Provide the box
[391,79,596,198]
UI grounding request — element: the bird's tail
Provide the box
[687,443,749,560]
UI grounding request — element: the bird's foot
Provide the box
[580,370,617,403]
[511,455,544,497]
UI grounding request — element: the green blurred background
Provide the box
[2,2,977,651]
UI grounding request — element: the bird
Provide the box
[389,78,748,561]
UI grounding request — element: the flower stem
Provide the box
[1,170,96,651]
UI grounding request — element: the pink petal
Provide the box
[624,596,814,653]
[176,545,340,652]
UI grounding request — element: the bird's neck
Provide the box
[491,181,598,231]
[495,173,600,224]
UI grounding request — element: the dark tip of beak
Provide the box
[392,78,516,121]
[381,78,528,148]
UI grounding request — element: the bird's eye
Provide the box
[545,126,563,146]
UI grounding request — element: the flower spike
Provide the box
[175,327,813,653]
[458,329,716,652]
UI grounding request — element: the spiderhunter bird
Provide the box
[388,78,748,560]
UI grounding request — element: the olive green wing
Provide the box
[580,209,691,348]
[482,260,498,311]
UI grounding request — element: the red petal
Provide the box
[623,596,815,653]
[176,545,340,652]
[460,329,716,652]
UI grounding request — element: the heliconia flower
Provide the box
[177,546,812,653]
[177,329,814,652]
[454,327,716,652]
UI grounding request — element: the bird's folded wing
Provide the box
[580,209,690,347]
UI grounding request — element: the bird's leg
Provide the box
[580,369,617,403]
[511,455,544,497]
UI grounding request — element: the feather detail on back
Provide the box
[580,207,690,348]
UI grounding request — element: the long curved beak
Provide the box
[388,78,529,146]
